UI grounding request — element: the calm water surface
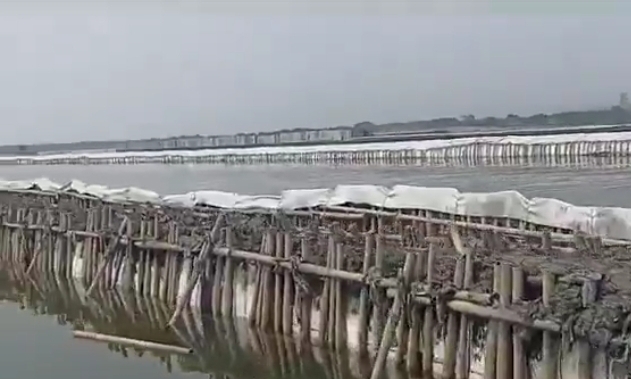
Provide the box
[1,163,631,378]
[0,163,631,206]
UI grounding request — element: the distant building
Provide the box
[620,92,631,110]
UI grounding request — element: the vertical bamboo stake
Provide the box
[274,231,284,333]
[91,207,101,283]
[66,214,74,279]
[372,227,386,344]
[443,256,465,378]
[542,231,552,251]
[24,210,34,269]
[83,210,93,283]
[56,212,67,277]
[512,266,525,379]
[282,233,293,335]
[484,263,501,379]
[407,245,426,376]
[358,232,374,354]
[45,209,54,274]
[106,212,117,289]
[151,216,164,304]
[26,211,44,275]
[222,226,235,317]
[11,208,21,264]
[122,218,134,292]
[142,226,152,297]
[579,279,597,379]
[166,223,179,304]
[327,236,338,346]
[541,271,557,379]
[318,235,333,343]
[249,233,266,326]
[496,263,513,379]
[422,239,436,376]
[456,235,475,379]
[260,229,275,330]
[299,235,312,344]
[334,241,346,350]
[369,251,415,379]
[395,250,416,366]
[137,220,146,296]
[112,242,125,288]
[212,247,225,317]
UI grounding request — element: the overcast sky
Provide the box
[0,1,630,144]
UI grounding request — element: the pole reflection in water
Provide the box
[0,264,391,379]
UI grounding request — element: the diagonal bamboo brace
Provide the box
[168,213,225,327]
[84,216,129,298]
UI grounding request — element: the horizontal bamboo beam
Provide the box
[6,187,628,247]
[324,205,630,247]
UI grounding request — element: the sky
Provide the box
[0,1,630,144]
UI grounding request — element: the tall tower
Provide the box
[620,92,631,110]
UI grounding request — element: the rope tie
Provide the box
[271,256,286,274]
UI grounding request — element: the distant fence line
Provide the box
[1,137,630,166]
[2,124,631,159]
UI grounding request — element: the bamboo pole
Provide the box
[443,256,465,378]
[407,241,426,376]
[73,331,193,355]
[541,271,557,379]
[260,230,275,330]
[496,263,513,379]
[222,226,236,317]
[249,233,266,326]
[122,218,134,292]
[512,266,526,379]
[394,250,415,366]
[578,280,598,379]
[282,233,293,335]
[274,231,284,333]
[327,237,337,346]
[484,263,501,379]
[318,235,333,343]
[167,213,224,326]
[422,239,436,376]
[334,241,346,350]
[358,232,373,353]
[369,251,415,379]
[136,220,146,296]
[85,217,129,298]
[372,228,386,344]
[299,235,312,344]
[456,230,475,379]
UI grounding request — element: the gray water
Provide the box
[1,163,631,378]
[1,163,631,206]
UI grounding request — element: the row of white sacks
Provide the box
[2,177,631,241]
[3,132,631,164]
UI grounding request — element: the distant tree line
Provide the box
[351,105,631,136]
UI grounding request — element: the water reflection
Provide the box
[0,265,376,379]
